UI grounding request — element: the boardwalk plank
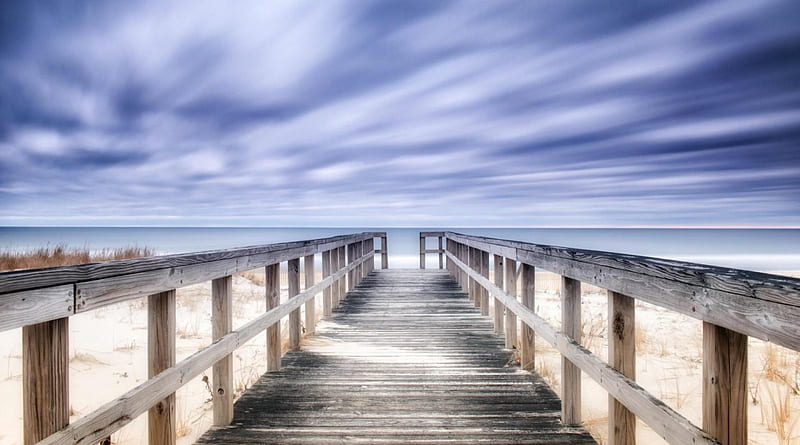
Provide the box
[196,270,596,445]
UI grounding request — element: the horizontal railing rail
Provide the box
[0,232,387,445]
[438,231,800,445]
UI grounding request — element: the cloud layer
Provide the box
[1,0,799,227]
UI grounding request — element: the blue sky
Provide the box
[1,1,799,227]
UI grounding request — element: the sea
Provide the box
[1,227,799,273]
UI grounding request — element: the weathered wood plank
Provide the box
[447,252,719,445]
[480,250,490,316]
[266,263,281,372]
[197,270,596,445]
[288,259,301,351]
[521,263,535,371]
[380,235,388,269]
[493,255,505,335]
[38,255,370,445]
[0,232,384,295]
[304,255,315,336]
[338,246,346,307]
[420,236,426,269]
[608,291,635,445]
[561,276,581,426]
[322,250,332,317]
[0,285,73,332]
[148,290,176,445]
[505,258,517,350]
[23,318,69,445]
[446,232,800,352]
[703,323,747,445]
[211,276,233,426]
[438,236,444,269]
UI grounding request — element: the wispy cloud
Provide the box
[1,0,798,227]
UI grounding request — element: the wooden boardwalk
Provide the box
[196,269,596,444]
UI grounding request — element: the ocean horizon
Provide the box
[2,226,798,273]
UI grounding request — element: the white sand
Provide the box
[0,269,797,444]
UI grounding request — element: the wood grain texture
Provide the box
[322,250,332,317]
[0,233,384,330]
[419,236,426,269]
[445,232,800,352]
[703,323,747,445]
[37,254,370,445]
[493,255,505,335]
[0,285,73,332]
[520,263,535,371]
[608,291,635,445]
[197,270,596,445]
[505,258,517,350]
[381,236,388,269]
[304,255,315,336]
[446,252,718,445]
[23,318,69,445]
[265,263,281,372]
[148,290,176,445]
[438,236,444,269]
[338,247,346,308]
[288,259,301,351]
[480,250,490,316]
[0,232,384,295]
[211,276,233,426]
[561,276,582,426]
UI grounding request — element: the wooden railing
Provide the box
[419,231,445,269]
[0,232,387,445]
[425,231,800,445]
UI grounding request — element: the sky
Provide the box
[1,1,799,228]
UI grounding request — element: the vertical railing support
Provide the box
[703,323,747,445]
[504,258,518,350]
[347,243,355,292]
[265,263,281,371]
[337,246,346,305]
[148,290,176,445]
[322,250,332,316]
[288,259,301,350]
[480,250,489,316]
[304,255,315,336]
[212,276,233,426]
[22,318,69,445]
[419,235,426,269]
[561,276,581,426]
[381,235,388,269]
[438,236,444,269]
[521,264,535,371]
[609,291,636,445]
[493,255,505,335]
[469,248,479,307]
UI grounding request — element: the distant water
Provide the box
[1,227,799,273]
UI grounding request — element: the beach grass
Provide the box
[0,245,154,271]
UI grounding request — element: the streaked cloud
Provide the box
[1,0,798,227]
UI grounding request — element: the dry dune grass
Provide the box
[0,244,154,271]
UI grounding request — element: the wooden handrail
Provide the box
[443,231,800,445]
[0,232,385,445]
[0,232,385,332]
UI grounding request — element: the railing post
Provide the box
[148,290,176,445]
[419,235,426,269]
[469,247,479,307]
[381,235,388,269]
[322,250,332,316]
[357,241,364,284]
[347,243,355,292]
[480,250,489,316]
[22,318,69,445]
[304,254,315,336]
[438,236,444,269]
[211,276,233,426]
[331,248,340,310]
[609,291,636,445]
[703,323,747,445]
[504,258,517,350]
[493,255,504,335]
[561,276,581,426]
[459,243,467,290]
[337,246,346,305]
[288,259,301,350]
[521,264,535,371]
[265,263,281,371]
